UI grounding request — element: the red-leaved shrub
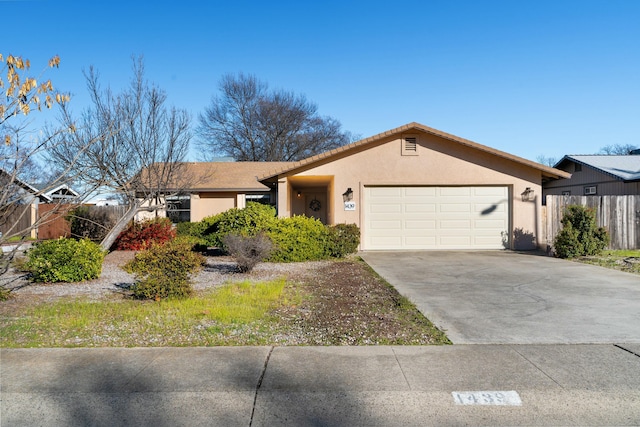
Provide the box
[112,218,176,251]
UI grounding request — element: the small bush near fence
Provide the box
[124,239,205,300]
[24,238,106,283]
[67,206,121,242]
[554,205,609,258]
[112,218,176,251]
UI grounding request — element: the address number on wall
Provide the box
[344,201,356,211]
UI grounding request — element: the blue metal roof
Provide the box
[558,155,640,181]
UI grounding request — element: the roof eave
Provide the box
[259,122,572,181]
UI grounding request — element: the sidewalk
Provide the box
[2,345,640,426]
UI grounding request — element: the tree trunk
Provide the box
[99,201,167,251]
[99,201,141,251]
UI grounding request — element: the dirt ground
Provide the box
[0,251,449,345]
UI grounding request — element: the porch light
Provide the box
[521,187,534,201]
[296,191,302,199]
[342,188,353,202]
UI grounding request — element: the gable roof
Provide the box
[259,122,570,181]
[555,155,640,182]
[168,161,293,192]
[0,169,52,203]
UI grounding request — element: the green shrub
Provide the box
[200,203,277,248]
[112,217,176,251]
[326,223,360,258]
[124,239,205,300]
[554,205,609,258]
[267,215,331,262]
[67,206,120,242]
[175,222,209,250]
[24,238,106,283]
[0,286,11,301]
[223,232,273,272]
[175,221,198,237]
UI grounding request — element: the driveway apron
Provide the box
[360,251,640,344]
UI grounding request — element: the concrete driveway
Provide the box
[360,251,640,344]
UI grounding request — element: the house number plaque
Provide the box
[344,201,356,211]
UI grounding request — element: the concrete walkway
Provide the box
[2,345,640,426]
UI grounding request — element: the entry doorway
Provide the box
[292,190,327,224]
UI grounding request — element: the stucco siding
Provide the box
[283,132,544,249]
[190,192,237,222]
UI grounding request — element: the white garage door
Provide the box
[364,186,509,250]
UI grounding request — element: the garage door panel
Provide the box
[405,203,436,213]
[370,187,403,197]
[405,220,437,230]
[405,236,437,246]
[370,204,403,213]
[474,236,505,246]
[369,220,402,230]
[473,187,508,196]
[474,203,505,213]
[439,236,472,246]
[440,203,472,213]
[439,187,472,196]
[474,219,508,229]
[365,186,509,250]
[404,187,437,197]
[440,219,472,229]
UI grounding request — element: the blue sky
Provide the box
[6,0,640,163]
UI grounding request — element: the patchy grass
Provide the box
[0,279,292,347]
[574,250,640,274]
[0,260,450,347]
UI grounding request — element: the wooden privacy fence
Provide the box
[38,204,128,240]
[544,195,640,250]
[0,205,34,238]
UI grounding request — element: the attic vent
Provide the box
[402,135,419,156]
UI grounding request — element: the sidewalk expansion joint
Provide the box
[249,346,274,427]
[510,345,564,389]
[614,344,640,358]
[391,347,412,390]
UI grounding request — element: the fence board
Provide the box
[545,195,640,250]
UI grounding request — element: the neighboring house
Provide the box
[543,155,640,198]
[42,184,80,202]
[0,170,52,239]
[168,122,569,251]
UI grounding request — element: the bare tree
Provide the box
[49,57,192,250]
[536,155,558,167]
[599,144,638,155]
[197,73,352,161]
[0,54,77,281]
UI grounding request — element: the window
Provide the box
[584,186,597,195]
[574,163,582,172]
[401,134,419,156]
[166,195,191,223]
[246,193,272,205]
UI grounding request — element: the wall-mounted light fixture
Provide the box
[296,191,302,199]
[521,187,534,201]
[342,187,353,202]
